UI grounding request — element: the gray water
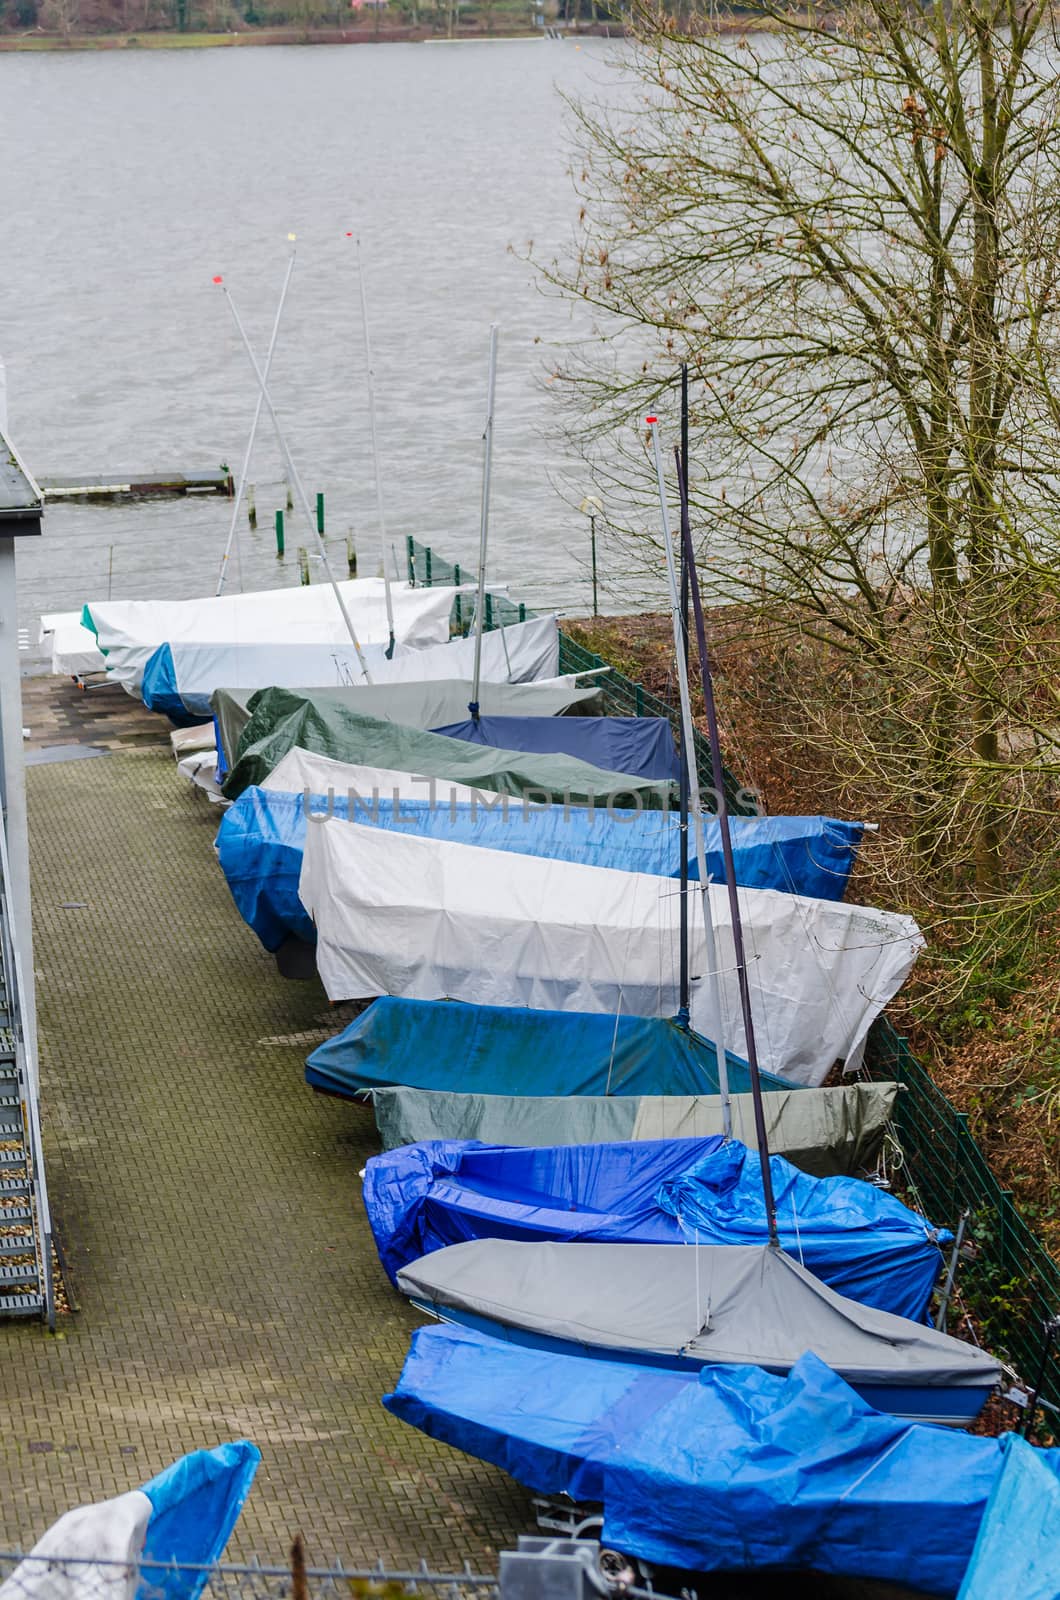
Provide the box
[0,38,628,636]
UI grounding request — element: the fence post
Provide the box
[406,534,416,586]
[635,684,644,716]
[425,546,433,586]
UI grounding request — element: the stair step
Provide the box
[0,1113,22,1136]
[0,1260,39,1287]
[0,1148,26,1169]
[0,1233,35,1259]
[0,1177,30,1199]
[0,1205,32,1227]
[0,1293,43,1316]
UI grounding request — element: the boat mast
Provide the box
[217,244,296,598]
[647,416,731,1139]
[675,441,779,1247]
[469,324,499,721]
[678,368,691,1024]
[354,238,396,658]
[214,275,373,683]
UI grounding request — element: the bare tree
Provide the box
[540,0,1060,921]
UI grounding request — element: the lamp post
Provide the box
[579,494,603,616]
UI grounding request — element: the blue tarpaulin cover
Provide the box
[958,1433,1060,1599]
[306,997,791,1101]
[139,1441,261,1600]
[431,716,681,782]
[655,1139,947,1320]
[385,1325,1058,1597]
[218,788,863,952]
[363,1135,724,1284]
[362,1136,944,1318]
[383,1320,692,1504]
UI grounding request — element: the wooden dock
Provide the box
[38,467,234,503]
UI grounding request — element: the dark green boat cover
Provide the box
[222,687,677,805]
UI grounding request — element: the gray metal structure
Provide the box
[0,428,53,1327]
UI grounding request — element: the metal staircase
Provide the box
[0,809,53,1328]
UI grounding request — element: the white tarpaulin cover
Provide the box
[0,1490,150,1600]
[144,614,563,716]
[299,822,923,1083]
[83,579,463,693]
[263,747,501,806]
[39,611,106,677]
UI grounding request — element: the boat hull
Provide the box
[410,1300,991,1428]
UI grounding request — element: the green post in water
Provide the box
[316,492,325,535]
[275,509,285,557]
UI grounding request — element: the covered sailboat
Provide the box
[299,823,922,1082]
[368,1081,899,1177]
[219,785,865,952]
[396,1239,998,1424]
[142,614,566,721]
[81,577,463,693]
[430,715,681,782]
[222,694,674,806]
[385,1328,1023,1593]
[363,1135,946,1318]
[306,998,776,1099]
[212,677,603,771]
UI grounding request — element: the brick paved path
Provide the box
[0,721,526,1567]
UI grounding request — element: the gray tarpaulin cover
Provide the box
[397,1240,999,1391]
[372,1083,899,1178]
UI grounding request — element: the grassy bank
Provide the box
[0,20,619,48]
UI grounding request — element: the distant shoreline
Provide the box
[0,23,623,50]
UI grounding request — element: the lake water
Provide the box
[0,37,634,638]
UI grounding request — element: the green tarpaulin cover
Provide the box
[211,679,604,772]
[370,1083,899,1178]
[222,687,677,805]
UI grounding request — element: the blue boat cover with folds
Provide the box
[218,789,863,952]
[306,997,791,1101]
[385,1325,1058,1596]
[383,1321,693,1504]
[363,1135,724,1284]
[362,1136,944,1318]
[958,1433,1060,1599]
[430,716,681,782]
[655,1139,947,1320]
[139,1441,261,1600]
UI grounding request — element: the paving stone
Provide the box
[0,699,528,1568]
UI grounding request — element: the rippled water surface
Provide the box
[0,38,629,633]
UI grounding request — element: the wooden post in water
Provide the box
[347,531,358,576]
[298,547,310,585]
[285,480,294,512]
[247,483,257,529]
